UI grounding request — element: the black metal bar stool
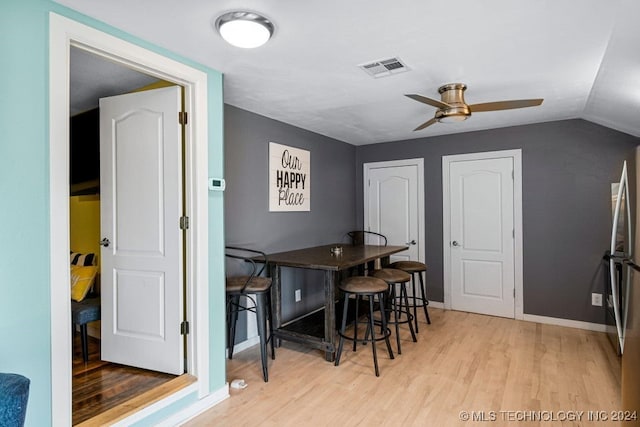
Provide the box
[372,268,417,354]
[225,246,275,382]
[335,276,394,377]
[389,261,431,332]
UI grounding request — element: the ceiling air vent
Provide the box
[358,57,410,78]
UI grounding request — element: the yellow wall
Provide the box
[69,194,101,269]
[70,194,101,337]
[131,79,175,92]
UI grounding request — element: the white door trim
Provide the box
[363,158,425,263]
[442,150,523,319]
[50,13,210,426]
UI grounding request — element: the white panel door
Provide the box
[449,157,515,318]
[100,86,184,375]
[365,161,423,264]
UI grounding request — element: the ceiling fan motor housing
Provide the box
[436,83,470,121]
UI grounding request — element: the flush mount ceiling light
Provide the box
[215,11,274,49]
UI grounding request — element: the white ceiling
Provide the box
[58,0,640,145]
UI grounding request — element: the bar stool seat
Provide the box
[389,261,424,273]
[335,276,394,377]
[371,267,410,284]
[372,268,417,354]
[226,276,272,293]
[389,261,431,331]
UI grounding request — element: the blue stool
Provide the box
[71,297,101,362]
[0,373,30,427]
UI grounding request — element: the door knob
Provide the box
[406,240,417,245]
[452,241,459,247]
[99,238,110,247]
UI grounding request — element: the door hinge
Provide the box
[511,170,514,179]
[179,111,188,125]
[180,216,190,230]
[513,289,516,298]
[181,321,189,335]
[512,229,515,238]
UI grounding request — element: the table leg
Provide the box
[324,270,336,361]
[366,260,375,275]
[270,264,282,347]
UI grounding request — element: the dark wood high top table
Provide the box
[261,244,407,361]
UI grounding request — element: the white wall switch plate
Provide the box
[295,289,301,302]
[592,293,603,306]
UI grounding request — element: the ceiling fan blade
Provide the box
[413,117,438,131]
[468,98,543,112]
[405,94,451,110]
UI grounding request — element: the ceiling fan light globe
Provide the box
[439,114,468,123]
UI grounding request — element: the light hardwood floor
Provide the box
[185,309,622,427]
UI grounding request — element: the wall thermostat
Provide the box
[208,177,226,191]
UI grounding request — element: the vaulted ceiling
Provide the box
[58,0,640,145]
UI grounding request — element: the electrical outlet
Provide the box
[592,293,603,306]
[295,289,301,302]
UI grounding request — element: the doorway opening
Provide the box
[69,47,187,424]
[50,13,211,426]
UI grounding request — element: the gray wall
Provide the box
[355,119,638,324]
[224,105,357,333]
[224,109,638,330]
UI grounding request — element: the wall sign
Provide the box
[269,142,310,212]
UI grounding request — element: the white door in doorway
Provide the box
[364,159,424,264]
[443,150,523,319]
[100,86,184,375]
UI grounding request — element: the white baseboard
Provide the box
[112,383,199,426]
[227,335,260,357]
[522,313,607,332]
[159,384,230,427]
[233,304,605,341]
[429,302,606,332]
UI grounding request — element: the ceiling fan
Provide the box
[405,83,543,131]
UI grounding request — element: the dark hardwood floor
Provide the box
[72,334,176,425]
